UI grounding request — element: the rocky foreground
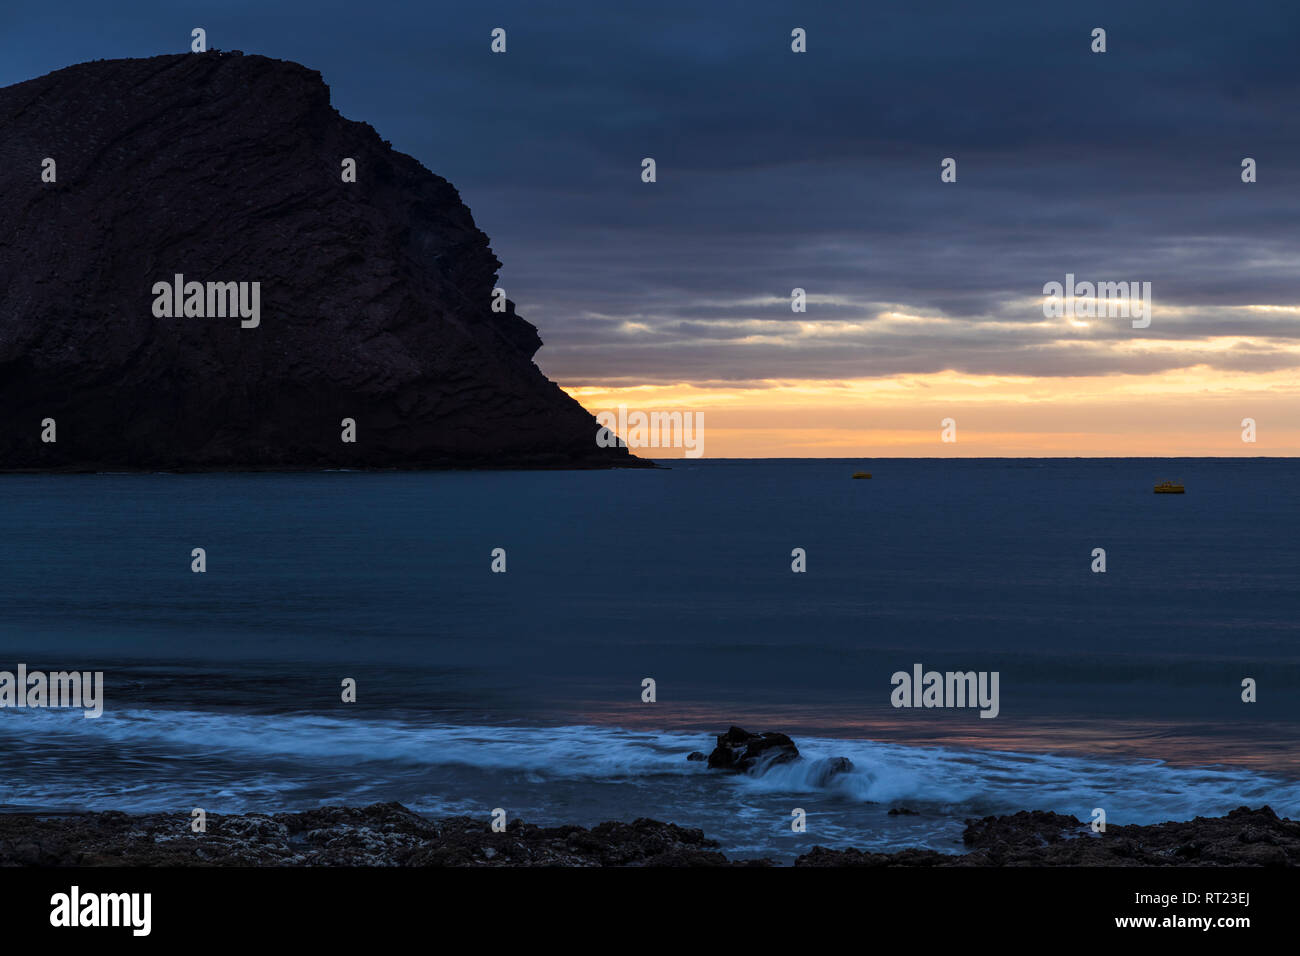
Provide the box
[1,803,1295,867]
[5,728,1294,866]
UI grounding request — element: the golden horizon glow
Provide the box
[563,365,1300,457]
[556,295,1300,457]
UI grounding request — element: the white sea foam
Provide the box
[3,707,1298,826]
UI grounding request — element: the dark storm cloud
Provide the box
[6,0,1299,384]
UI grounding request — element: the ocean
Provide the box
[1,458,1297,863]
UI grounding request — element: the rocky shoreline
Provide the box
[5,727,1294,866]
[1,802,1295,867]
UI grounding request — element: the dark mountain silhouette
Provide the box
[0,51,646,470]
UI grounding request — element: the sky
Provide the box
[4,0,1298,456]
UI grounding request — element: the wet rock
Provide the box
[706,726,799,772]
[807,756,855,786]
[962,810,1084,851]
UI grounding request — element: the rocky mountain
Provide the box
[0,51,645,470]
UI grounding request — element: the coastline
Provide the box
[1,803,1294,867]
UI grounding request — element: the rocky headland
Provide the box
[0,52,644,470]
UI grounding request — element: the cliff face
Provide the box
[0,51,644,469]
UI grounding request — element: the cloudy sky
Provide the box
[5,0,1298,454]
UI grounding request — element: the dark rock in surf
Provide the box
[706,726,799,772]
[808,756,854,786]
[0,52,648,471]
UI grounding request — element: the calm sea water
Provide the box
[1,459,1297,861]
